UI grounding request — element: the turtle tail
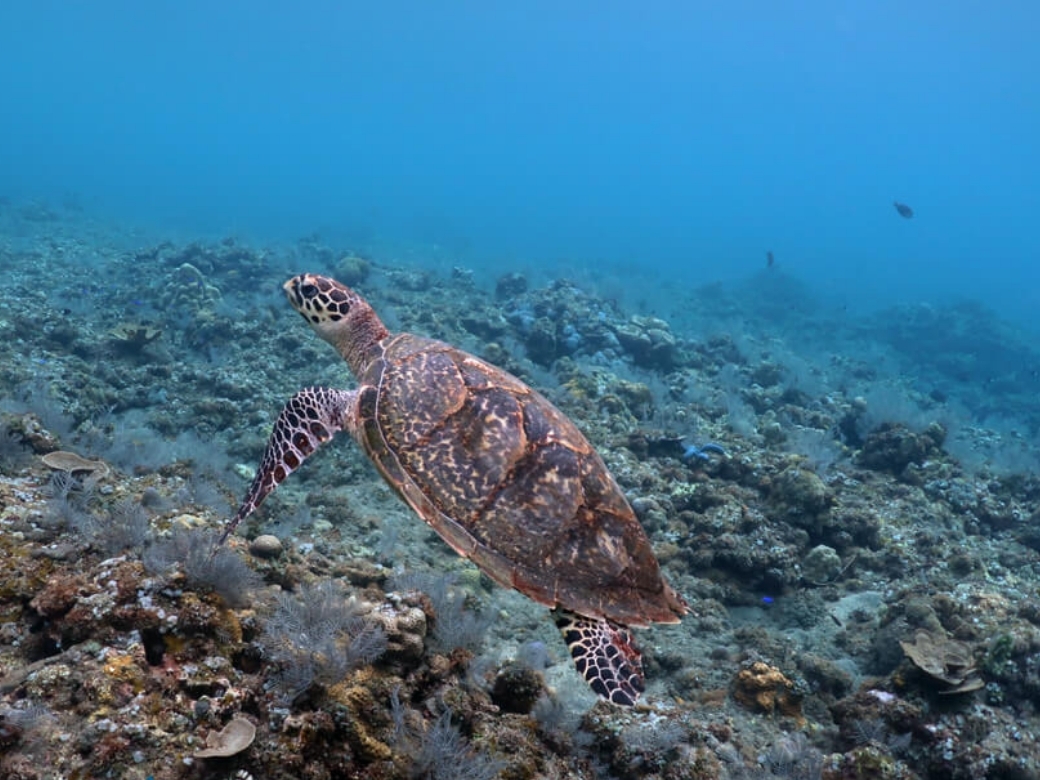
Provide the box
[218,387,356,544]
[555,610,645,706]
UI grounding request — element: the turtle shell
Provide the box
[355,333,686,628]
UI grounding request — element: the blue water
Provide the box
[3,1,1038,325]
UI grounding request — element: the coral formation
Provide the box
[732,661,803,718]
[40,450,110,479]
[899,629,984,694]
[194,716,256,758]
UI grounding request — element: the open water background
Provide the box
[2,2,1038,327]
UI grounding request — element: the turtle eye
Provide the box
[300,283,318,299]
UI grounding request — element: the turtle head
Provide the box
[284,274,389,374]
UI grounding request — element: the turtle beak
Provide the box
[285,276,309,310]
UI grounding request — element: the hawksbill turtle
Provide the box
[220,274,688,705]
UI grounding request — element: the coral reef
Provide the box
[1,219,1039,778]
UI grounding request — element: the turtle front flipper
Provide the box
[555,610,645,706]
[219,387,357,544]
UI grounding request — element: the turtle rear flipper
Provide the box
[219,387,357,544]
[556,610,645,706]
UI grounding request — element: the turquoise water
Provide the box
[3,2,1038,324]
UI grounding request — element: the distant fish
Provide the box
[766,250,774,268]
[893,200,914,219]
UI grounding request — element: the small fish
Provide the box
[766,250,774,268]
[893,200,914,219]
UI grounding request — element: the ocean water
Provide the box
[3,1,1038,326]
[4,6,1040,776]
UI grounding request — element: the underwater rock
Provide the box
[769,466,833,520]
[625,431,684,461]
[832,744,910,779]
[801,544,842,584]
[161,262,222,314]
[334,254,371,287]
[3,413,60,454]
[613,316,681,369]
[502,279,615,364]
[164,238,267,276]
[630,496,670,534]
[495,271,528,300]
[459,307,509,341]
[524,316,558,365]
[613,379,654,417]
[750,361,785,388]
[386,268,432,291]
[30,572,87,619]
[796,652,854,700]
[248,534,283,558]
[490,662,545,714]
[858,422,945,476]
[327,675,394,762]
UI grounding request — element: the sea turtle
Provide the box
[220,274,688,705]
